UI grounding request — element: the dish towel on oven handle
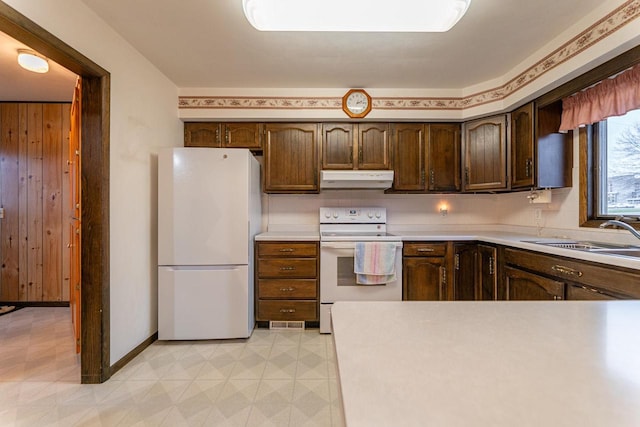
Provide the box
[354,242,397,285]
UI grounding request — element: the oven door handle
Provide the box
[320,242,403,249]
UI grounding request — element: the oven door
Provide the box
[320,241,403,303]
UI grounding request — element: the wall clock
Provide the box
[342,89,372,119]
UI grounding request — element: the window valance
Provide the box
[559,64,640,131]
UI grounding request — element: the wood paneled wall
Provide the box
[0,103,71,302]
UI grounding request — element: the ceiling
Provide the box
[0,31,77,102]
[0,0,611,101]
[79,0,606,89]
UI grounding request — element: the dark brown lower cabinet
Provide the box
[503,247,640,300]
[403,242,448,301]
[403,258,446,300]
[504,266,564,300]
[255,241,319,321]
[453,243,477,300]
[477,245,497,300]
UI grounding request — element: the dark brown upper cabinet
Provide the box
[263,123,320,193]
[184,122,262,149]
[427,123,461,192]
[391,123,425,191]
[510,102,572,190]
[510,103,535,189]
[184,122,221,147]
[462,115,508,192]
[391,123,461,193]
[321,123,390,170]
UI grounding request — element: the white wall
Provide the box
[265,191,500,230]
[4,0,183,362]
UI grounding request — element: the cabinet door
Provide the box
[184,123,221,147]
[222,123,262,149]
[427,124,461,191]
[463,115,508,191]
[453,243,477,301]
[264,123,319,193]
[477,245,497,300]
[391,123,425,191]
[322,123,355,169]
[403,257,446,301]
[358,123,390,170]
[510,103,535,189]
[504,266,564,300]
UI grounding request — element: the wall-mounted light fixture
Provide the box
[242,0,471,32]
[439,203,449,216]
[17,49,49,74]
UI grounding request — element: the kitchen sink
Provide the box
[523,240,640,259]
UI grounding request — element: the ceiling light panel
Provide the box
[242,0,471,32]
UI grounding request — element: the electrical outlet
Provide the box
[534,208,542,221]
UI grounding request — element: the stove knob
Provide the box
[333,211,339,219]
[375,211,382,219]
[367,211,374,219]
[324,211,331,218]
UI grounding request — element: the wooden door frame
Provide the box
[0,3,110,384]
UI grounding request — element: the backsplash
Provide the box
[264,191,500,228]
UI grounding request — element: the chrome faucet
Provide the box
[600,217,640,241]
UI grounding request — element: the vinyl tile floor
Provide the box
[0,307,344,426]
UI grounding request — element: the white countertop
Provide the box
[254,230,320,241]
[331,301,640,427]
[255,229,640,270]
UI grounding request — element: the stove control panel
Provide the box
[319,207,387,224]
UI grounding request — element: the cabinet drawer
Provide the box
[257,300,317,321]
[258,279,317,299]
[258,242,318,257]
[258,258,317,278]
[403,242,447,257]
[566,284,617,300]
[504,248,640,298]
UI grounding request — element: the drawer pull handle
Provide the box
[279,248,294,252]
[417,248,435,252]
[551,265,583,277]
[280,266,296,271]
[280,287,295,292]
[279,308,296,313]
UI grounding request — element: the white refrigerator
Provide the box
[158,147,261,340]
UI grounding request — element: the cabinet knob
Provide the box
[279,308,296,313]
[279,287,295,292]
[280,266,296,271]
[279,248,294,252]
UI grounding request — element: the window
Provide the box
[594,108,640,218]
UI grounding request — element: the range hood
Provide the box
[320,170,394,190]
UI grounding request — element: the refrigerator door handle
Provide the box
[161,265,246,271]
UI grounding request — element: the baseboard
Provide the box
[0,301,70,307]
[110,332,158,377]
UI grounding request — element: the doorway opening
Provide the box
[0,3,110,384]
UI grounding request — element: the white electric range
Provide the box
[319,207,403,333]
